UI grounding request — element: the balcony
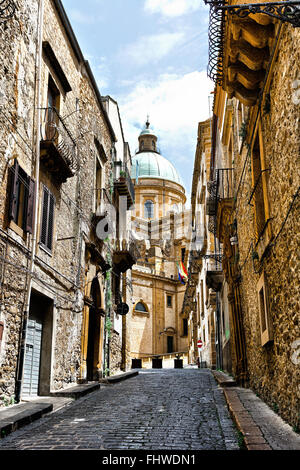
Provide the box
[205,253,223,291]
[40,107,78,184]
[208,168,234,235]
[114,161,135,209]
[112,235,140,273]
[203,0,285,106]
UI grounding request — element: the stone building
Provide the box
[0,0,135,406]
[185,118,223,370]
[200,0,300,428]
[128,120,190,368]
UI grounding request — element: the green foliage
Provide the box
[1,395,15,407]
[272,402,279,414]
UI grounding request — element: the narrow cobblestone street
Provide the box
[0,370,239,451]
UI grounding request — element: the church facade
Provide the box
[127,120,190,367]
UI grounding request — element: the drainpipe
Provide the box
[15,0,44,403]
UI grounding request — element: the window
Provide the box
[40,185,55,252]
[181,247,186,263]
[167,295,172,308]
[257,272,273,346]
[250,123,271,246]
[8,160,35,234]
[183,318,188,336]
[134,301,148,313]
[144,200,154,219]
[45,76,60,136]
[95,159,102,213]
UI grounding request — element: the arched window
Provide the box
[134,300,149,316]
[135,302,147,312]
[144,200,154,219]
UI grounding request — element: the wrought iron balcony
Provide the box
[40,107,78,184]
[112,234,140,273]
[114,161,135,209]
[205,252,223,291]
[203,1,300,105]
[0,0,17,22]
[208,168,234,233]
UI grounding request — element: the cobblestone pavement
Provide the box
[0,369,239,450]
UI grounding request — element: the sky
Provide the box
[62,0,214,198]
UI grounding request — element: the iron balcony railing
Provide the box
[203,0,226,85]
[206,168,234,216]
[40,107,79,175]
[114,161,135,207]
[0,0,17,21]
[205,252,223,272]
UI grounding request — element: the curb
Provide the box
[0,402,53,439]
[50,382,100,399]
[212,370,271,450]
[223,388,272,450]
[100,370,139,384]
[212,370,237,387]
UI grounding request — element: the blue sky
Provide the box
[62,0,214,198]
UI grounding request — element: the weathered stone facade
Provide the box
[0,0,133,406]
[199,6,300,429]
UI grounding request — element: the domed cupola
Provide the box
[131,118,183,186]
[138,117,158,153]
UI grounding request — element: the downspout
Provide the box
[15,0,44,402]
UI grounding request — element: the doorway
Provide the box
[167,336,174,353]
[22,290,53,397]
[86,277,102,381]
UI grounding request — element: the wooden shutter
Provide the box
[25,178,36,234]
[40,186,55,251]
[8,160,19,221]
[40,187,49,247]
[47,193,55,251]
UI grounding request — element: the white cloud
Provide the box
[120,32,185,66]
[144,0,202,17]
[118,71,214,190]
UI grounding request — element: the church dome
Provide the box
[131,151,182,185]
[132,118,184,186]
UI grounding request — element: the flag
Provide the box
[177,261,188,284]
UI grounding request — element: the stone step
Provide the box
[0,402,53,439]
[49,382,100,399]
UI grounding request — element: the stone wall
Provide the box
[230,25,300,428]
[0,0,116,405]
